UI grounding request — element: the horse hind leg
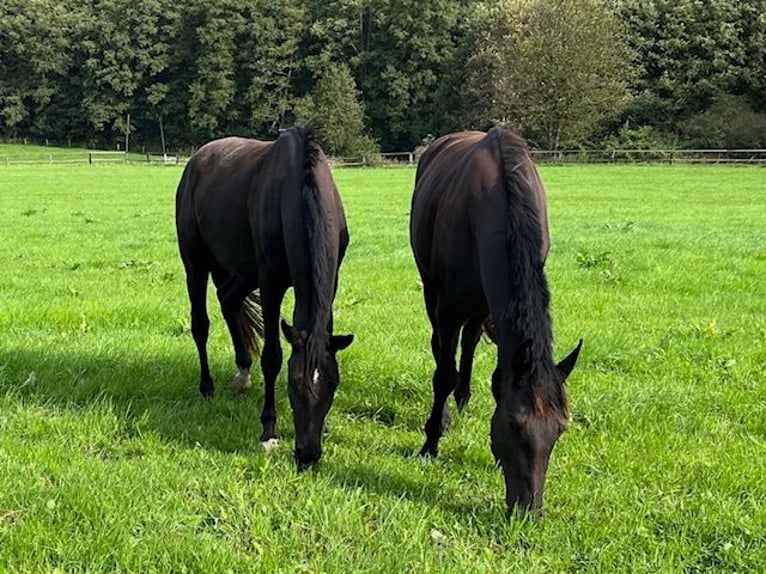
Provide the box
[454,314,485,412]
[184,259,214,398]
[212,265,255,393]
[420,301,461,458]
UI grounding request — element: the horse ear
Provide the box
[280,320,307,348]
[329,333,354,353]
[512,339,533,374]
[557,339,583,381]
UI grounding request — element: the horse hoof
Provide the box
[231,368,252,392]
[260,438,280,451]
[417,446,438,460]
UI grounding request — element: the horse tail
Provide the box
[490,126,546,261]
[238,289,265,357]
[490,126,552,347]
[300,125,337,378]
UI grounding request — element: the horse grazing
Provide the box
[175,126,354,470]
[410,127,582,512]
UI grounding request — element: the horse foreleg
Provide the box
[258,276,287,446]
[419,302,461,458]
[454,314,485,412]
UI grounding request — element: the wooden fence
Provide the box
[2,148,766,167]
[330,148,766,167]
[0,151,180,166]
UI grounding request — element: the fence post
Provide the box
[88,152,92,165]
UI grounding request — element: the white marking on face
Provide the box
[312,368,320,386]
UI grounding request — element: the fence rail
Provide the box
[0,151,182,166]
[529,148,766,164]
[2,148,766,167]
[330,148,766,167]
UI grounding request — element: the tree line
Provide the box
[1,0,765,155]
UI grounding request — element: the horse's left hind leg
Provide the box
[185,266,214,398]
[454,314,485,412]
[420,301,461,458]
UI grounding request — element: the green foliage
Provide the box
[294,63,377,158]
[678,95,766,149]
[354,0,475,150]
[0,163,765,570]
[617,0,766,127]
[603,124,677,150]
[0,0,764,150]
[467,0,633,149]
[0,0,77,136]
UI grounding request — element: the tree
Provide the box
[355,0,474,150]
[236,0,306,135]
[465,0,633,149]
[0,0,77,139]
[617,0,766,130]
[184,3,243,139]
[294,63,376,157]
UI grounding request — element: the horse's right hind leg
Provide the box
[212,266,255,392]
[185,264,214,398]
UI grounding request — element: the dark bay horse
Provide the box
[175,126,354,469]
[410,127,582,512]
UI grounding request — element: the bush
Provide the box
[603,124,677,150]
[678,95,766,149]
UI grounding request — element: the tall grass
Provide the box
[0,163,764,572]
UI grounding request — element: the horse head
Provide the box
[281,320,353,470]
[490,339,582,512]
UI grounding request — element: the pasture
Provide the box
[0,163,764,572]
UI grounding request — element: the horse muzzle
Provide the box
[294,446,322,472]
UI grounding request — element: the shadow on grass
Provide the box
[0,345,286,455]
[0,345,514,529]
[324,455,512,538]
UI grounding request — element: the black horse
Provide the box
[175,126,353,470]
[410,127,582,512]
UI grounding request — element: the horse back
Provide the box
[176,137,277,281]
[411,132,503,282]
[411,129,550,314]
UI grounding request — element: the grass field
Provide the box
[0,162,765,572]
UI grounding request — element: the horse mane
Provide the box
[490,126,567,421]
[296,124,336,382]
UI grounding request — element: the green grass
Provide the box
[1,163,765,572]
